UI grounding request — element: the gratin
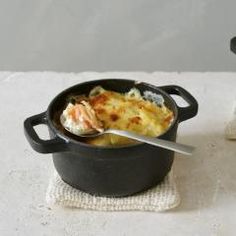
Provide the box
[61,86,174,146]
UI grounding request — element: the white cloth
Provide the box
[225,101,236,140]
[46,170,180,212]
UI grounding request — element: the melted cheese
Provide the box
[85,87,174,146]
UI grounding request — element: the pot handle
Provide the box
[24,112,68,153]
[160,85,198,122]
[231,37,236,54]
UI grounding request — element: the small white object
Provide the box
[225,101,236,140]
[46,170,180,212]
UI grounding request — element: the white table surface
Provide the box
[0,72,235,236]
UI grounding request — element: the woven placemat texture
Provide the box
[46,170,180,212]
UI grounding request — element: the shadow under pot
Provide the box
[24,79,198,197]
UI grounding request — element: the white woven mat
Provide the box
[46,170,180,212]
[225,101,236,140]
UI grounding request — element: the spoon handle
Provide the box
[107,129,195,156]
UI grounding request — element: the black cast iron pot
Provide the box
[231,37,236,54]
[24,79,198,197]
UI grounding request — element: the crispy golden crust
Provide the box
[85,89,174,146]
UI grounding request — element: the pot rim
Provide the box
[46,78,179,150]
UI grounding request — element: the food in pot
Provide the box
[60,100,104,135]
[61,86,174,146]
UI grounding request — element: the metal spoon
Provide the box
[65,127,195,156]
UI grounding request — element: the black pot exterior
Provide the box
[50,125,177,197]
[24,79,198,197]
[231,37,236,54]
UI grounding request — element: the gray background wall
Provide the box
[0,0,235,72]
